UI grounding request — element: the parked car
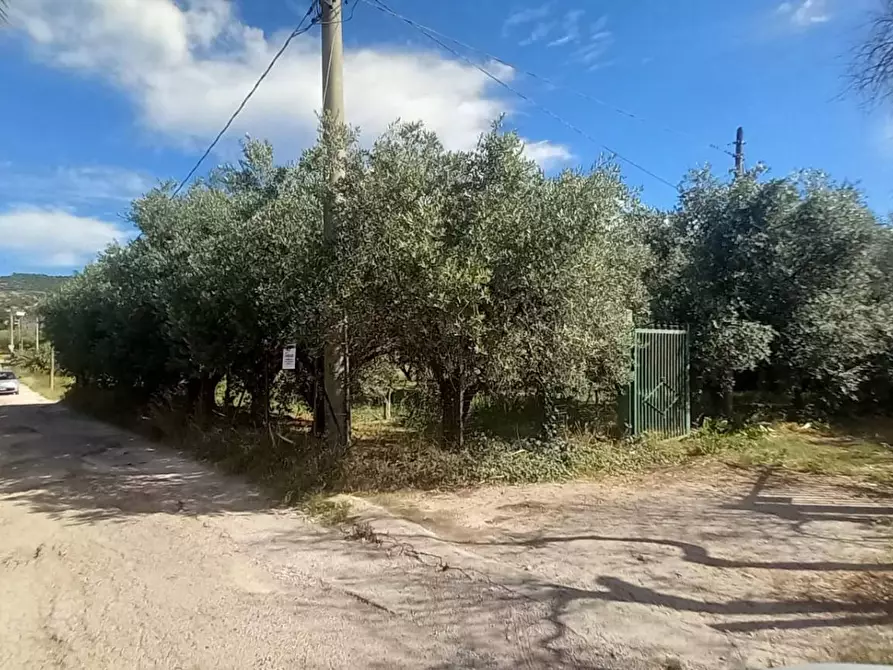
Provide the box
[0,370,20,395]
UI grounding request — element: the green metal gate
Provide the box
[620,327,690,437]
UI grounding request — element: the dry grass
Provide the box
[61,383,893,499]
[704,421,893,484]
[775,563,893,665]
[175,418,893,501]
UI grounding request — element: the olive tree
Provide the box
[338,122,651,445]
[649,166,891,415]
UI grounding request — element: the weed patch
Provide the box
[300,495,353,525]
[62,385,893,502]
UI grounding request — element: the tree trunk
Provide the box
[186,378,201,415]
[720,374,735,419]
[223,375,233,414]
[439,380,465,449]
[383,389,392,421]
[723,389,734,418]
[461,387,475,426]
[312,377,325,437]
[248,378,268,425]
[198,373,221,420]
[538,386,561,439]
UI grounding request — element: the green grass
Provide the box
[685,421,893,483]
[11,365,70,401]
[300,494,353,525]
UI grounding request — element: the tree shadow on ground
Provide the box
[533,576,893,635]
[419,467,893,638]
[502,534,893,572]
[0,402,269,524]
[724,467,893,531]
[450,468,893,571]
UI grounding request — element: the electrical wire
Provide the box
[362,0,686,190]
[316,0,361,25]
[172,2,320,197]
[365,0,731,160]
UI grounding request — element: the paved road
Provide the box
[0,387,625,670]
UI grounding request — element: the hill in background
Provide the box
[0,273,70,313]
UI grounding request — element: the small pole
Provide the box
[734,127,745,177]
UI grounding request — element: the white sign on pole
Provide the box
[282,344,297,370]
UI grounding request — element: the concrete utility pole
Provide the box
[50,347,55,391]
[16,311,24,354]
[7,309,13,353]
[35,319,39,352]
[734,127,745,177]
[321,0,350,450]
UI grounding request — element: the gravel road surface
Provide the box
[0,386,634,669]
[4,385,890,669]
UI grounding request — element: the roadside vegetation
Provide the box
[23,119,893,499]
[9,365,67,402]
[8,347,69,401]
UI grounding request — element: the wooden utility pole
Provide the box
[321,0,350,450]
[734,127,745,177]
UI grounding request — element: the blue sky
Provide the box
[0,0,888,274]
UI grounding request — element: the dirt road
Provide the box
[3,386,891,669]
[0,387,636,669]
[370,468,893,668]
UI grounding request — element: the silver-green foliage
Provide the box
[649,166,893,413]
[43,123,651,444]
[336,122,651,443]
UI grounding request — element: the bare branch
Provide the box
[851,0,893,105]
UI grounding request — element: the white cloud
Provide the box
[522,139,573,169]
[0,207,132,266]
[503,4,552,34]
[519,21,555,47]
[0,164,156,204]
[547,9,585,48]
[9,0,549,157]
[574,17,613,70]
[777,0,831,27]
[506,6,608,61]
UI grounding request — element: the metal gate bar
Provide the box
[625,327,690,437]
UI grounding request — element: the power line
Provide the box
[361,0,679,191]
[316,0,361,24]
[172,2,320,197]
[364,0,731,161]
